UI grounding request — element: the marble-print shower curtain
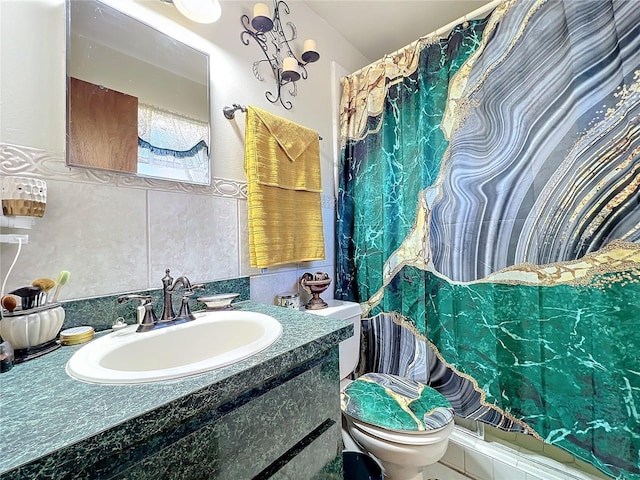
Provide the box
[336,1,640,478]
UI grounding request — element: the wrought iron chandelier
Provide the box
[240,1,320,109]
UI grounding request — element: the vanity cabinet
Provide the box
[0,303,351,480]
[104,350,341,480]
[59,350,341,479]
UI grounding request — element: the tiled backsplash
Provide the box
[60,277,250,332]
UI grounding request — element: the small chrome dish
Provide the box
[197,293,240,310]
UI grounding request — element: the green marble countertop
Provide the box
[0,301,352,475]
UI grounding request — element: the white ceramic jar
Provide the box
[0,304,65,350]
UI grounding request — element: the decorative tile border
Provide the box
[0,143,247,199]
[1,143,336,207]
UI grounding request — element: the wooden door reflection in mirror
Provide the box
[69,78,138,173]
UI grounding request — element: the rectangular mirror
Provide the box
[66,0,211,185]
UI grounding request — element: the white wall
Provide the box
[0,0,369,305]
[69,36,209,121]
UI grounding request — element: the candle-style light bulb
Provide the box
[251,2,273,32]
[301,39,320,63]
[281,57,301,82]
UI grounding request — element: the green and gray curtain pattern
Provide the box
[337,0,640,478]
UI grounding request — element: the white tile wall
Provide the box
[422,462,470,480]
[464,448,494,480]
[250,269,300,305]
[493,460,526,480]
[0,144,336,303]
[1,178,149,299]
[440,438,465,471]
[148,190,239,284]
[433,427,609,480]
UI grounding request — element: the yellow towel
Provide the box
[244,106,325,268]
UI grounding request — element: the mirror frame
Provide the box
[65,0,212,186]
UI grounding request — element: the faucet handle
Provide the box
[177,291,197,321]
[138,301,159,330]
[117,294,152,305]
[191,283,205,292]
[117,295,158,328]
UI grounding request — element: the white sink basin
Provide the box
[66,310,282,385]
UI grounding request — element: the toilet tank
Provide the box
[304,300,362,380]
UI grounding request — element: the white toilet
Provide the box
[306,300,455,480]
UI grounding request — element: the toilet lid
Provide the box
[341,373,454,433]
